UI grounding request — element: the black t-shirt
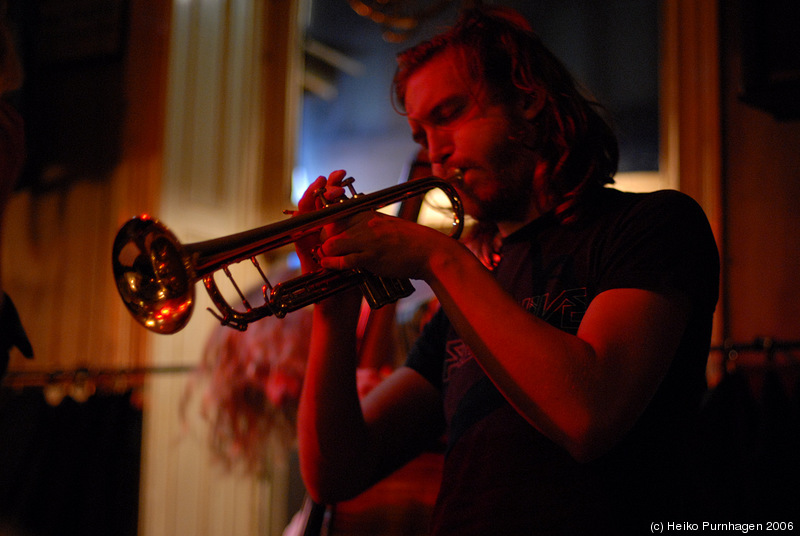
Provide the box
[406,188,720,535]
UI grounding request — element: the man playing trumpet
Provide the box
[295,6,719,534]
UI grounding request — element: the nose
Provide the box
[426,128,453,170]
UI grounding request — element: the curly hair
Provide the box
[392,6,619,221]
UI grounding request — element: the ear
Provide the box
[520,87,546,121]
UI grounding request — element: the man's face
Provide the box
[404,48,539,224]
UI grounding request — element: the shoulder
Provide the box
[599,187,702,214]
[596,188,720,312]
[595,187,717,249]
[637,188,706,214]
[591,188,712,236]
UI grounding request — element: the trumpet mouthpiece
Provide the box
[446,168,464,184]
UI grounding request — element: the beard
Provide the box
[465,173,534,223]
[461,137,539,225]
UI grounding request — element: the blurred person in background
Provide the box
[1,0,32,379]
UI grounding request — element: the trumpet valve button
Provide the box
[314,187,329,206]
[341,177,359,197]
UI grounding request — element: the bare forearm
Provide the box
[308,210,688,462]
[421,240,684,461]
[297,296,378,502]
[424,243,592,440]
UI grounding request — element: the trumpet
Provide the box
[112,174,464,334]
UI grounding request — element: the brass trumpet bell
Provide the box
[112,216,197,334]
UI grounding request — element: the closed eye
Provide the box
[410,96,470,149]
[430,97,468,126]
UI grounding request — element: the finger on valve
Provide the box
[320,170,348,204]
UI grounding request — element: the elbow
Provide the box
[565,438,612,464]
[559,413,630,463]
[300,462,352,505]
[297,422,357,504]
[298,447,337,503]
[299,449,367,504]
[302,478,339,506]
[299,460,324,504]
[548,390,646,463]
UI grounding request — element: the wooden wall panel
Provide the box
[660,0,725,380]
[1,0,172,377]
[139,1,300,535]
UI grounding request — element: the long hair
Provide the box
[392,6,619,221]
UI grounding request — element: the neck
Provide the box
[496,200,542,237]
